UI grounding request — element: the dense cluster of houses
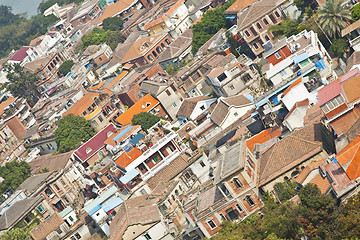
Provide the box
[1,0,360,239]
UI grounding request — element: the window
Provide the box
[236,204,243,212]
[265,35,270,41]
[253,42,259,49]
[172,102,177,107]
[160,203,168,211]
[140,189,147,195]
[207,219,217,229]
[56,228,63,234]
[219,213,226,220]
[279,69,286,77]
[60,179,66,186]
[175,189,179,196]
[99,57,102,61]
[233,178,243,189]
[75,233,81,239]
[218,73,227,82]
[184,171,191,179]
[244,30,250,37]
[71,237,76,240]
[234,112,238,117]
[69,216,74,222]
[274,52,281,59]
[144,233,152,240]
[269,14,277,23]
[86,148,92,154]
[37,204,45,214]
[249,27,257,36]
[54,184,60,191]
[263,18,269,25]
[229,85,235,90]
[98,115,103,122]
[245,195,256,207]
[275,11,280,18]
[200,105,205,111]
[166,89,171,96]
[199,161,206,167]
[256,22,262,30]
[321,95,345,113]
[91,120,98,127]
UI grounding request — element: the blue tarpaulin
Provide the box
[103,197,123,213]
[270,95,279,104]
[113,126,133,141]
[120,168,140,183]
[293,52,309,64]
[315,59,326,71]
[129,133,145,146]
[122,143,133,153]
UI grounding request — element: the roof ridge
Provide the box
[289,134,322,146]
[260,143,276,178]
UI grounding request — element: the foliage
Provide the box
[0,226,31,240]
[225,31,239,57]
[132,112,160,133]
[165,64,180,74]
[329,38,348,57]
[37,0,83,14]
[273,180,298,202]
[191,0,235,54]
[294,0,315,15]
[58,60,75,76]
[352,3,360,21]
[0,161,31,201]
[55,114,96,153]
[41,168,49,173]
[1,64,41,107]
[268,14,306,38]
[318,0,351,38]
[81,28,126,50]
[102,16,124,31]
[0,5,20,27]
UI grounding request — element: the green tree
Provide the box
[329,38,348,57]
[81,28,126,50]
[225,31,239,57]
[58,60,75,76]
[318,0,351,38]
[336,192,360,239]
[0,226,31,240]
[268,14,306,38]
[0,5,19,27]
[55,114,96,153]
[102,16,124,31]
[132,112,160,133]
[273,180,298,202]
[1,64,41,107]
[37,0,83,14]
[352,3,360,21]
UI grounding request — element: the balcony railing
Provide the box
[142,150,180,181]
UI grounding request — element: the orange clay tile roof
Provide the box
[98,0,134,23]
[225,0,256,13]
[341,73,360,103]
[336,135,360,181]
[282,78,302,97]
[120,34,167,63]
[246,127,282,151]
[114,147,143,168]
[91,81,105,90]
[102,88,113,95]
[63,92,99,117]
[144,16,167,30]
[107,70,129,88]
[0,97,15,116]
[309,173,331,194]
[116,94,159,125]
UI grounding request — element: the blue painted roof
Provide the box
[129,133,145,146]
[120,168,140,183]
[88,204,101,216]
[293,52,309,64]
[113,126,133,141]
[84,185,118,214]
[103,197,123,213]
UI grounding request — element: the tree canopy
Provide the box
[132,112,161,133]
[352,3,360,21]
[1,64,41,107]
[81,28,126,51]
[37,0,83,14]
[0,161,31,202]
[102,16,124,31]
[58,60,75,76]
[213,184,360,240]
[55,114,96,153]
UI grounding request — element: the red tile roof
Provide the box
[283,98,309,121]
[74,124,116,162]
[336,135,360,181]
[317,79,341,106]
[9,46,31,62]
[283,78,302,97]
[114,147,142,168]
[246,127,281,152]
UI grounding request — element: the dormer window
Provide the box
[146,102,151,108]
[86,148,92,154]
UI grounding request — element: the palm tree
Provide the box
[318,0,351,38]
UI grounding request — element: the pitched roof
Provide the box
[176,96,212,118]
[17,172,52,196]
[0,196,42,230]
[309,173,331,194]
[62,92,99,117]
[225,0,256,13]
[109,194,161,240]
[0,97,15,116]
[336,135,360,181]
[341,18,360,37]
[317,79,341,106]
[9,46,31,62]
[346,51,360,72]
[283,98,309,121]
[144,0,185,29]
[258,123,323,186]
[23,53,56,72]
[30,213,64,240]
[282,78,302,97]
[157,29,193,62]
[114,147,143,168]
[341,73,360,103]
[29,151,73,174]
[116,94,159,125]
[74,124,116,162]
[237,0,284,30]
[98,0,134,23]
[146,154,189,189]
[210,95,253,126]
[246,127,281,152]
[207,67,225,78]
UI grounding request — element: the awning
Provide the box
[293,52,309,64]
[88,204,101,216]
[129,133,145,146]
[226,15,237,19]
[120,168,140,184]
[103,197,123,213]
[113,126,133,141]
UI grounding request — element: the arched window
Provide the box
[147,55,154,62]
[161,43,165,49]
[152,51,158,58]
[156,46,162,54]
[165,39,171,45]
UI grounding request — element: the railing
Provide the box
[142,150,180,181]
[142,131,176,158]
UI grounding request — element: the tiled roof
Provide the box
[114,147,143,168]
[282,78,302,97]
[246,127,281,152]
[144,0,185,29]
[225,0,256,13]
[283,98,309,121]
[30,213,64,240]
[74,124,116,162]
[18,172,52,195]
[29,151,73,174]
[157,29,193,62]
[341,73,360,103]
[237,0,284,30]
[259,123,323,186]
[116,94,159,126]
[336,135,360,181]
[63,92,99,117]
[198,29,226,54]
[109,194,161,240]
[98,0,134,23]
[176,96,212,118]
[346,51,360,72]
[328,107,360,135]
[23,53,56,72]
[207,67,225,78]
[317,79,341,106]
[309,173,331,194]
[9,46,31,62]
[146,154,189,189]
